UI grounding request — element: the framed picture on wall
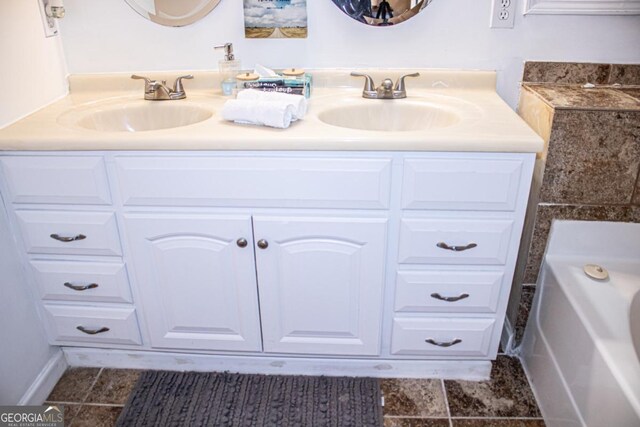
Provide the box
[243,0,308,38]
[524,0,640,14]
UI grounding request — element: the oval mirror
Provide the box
[332,0,433,26]
[125,0,222,27]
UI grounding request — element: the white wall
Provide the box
[0,190,57,404]
[0,0,68,128]
[59,0,640,107]
[0,0,65,403]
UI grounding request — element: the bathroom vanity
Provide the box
[0,70,542,379]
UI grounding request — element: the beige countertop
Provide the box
[0,70,544,153]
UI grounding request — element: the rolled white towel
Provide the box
[221,99,296,129]
[237,89,307,120]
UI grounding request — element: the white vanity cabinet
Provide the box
[0,151,535,377]
[124,213,388,356]
[253,216,387,356]
[124,214,262,352]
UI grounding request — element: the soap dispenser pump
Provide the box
[215,43,241,96]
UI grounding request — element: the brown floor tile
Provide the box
[46,368,101,403]
[385,417,451,426]
[381,379,448,417]
[452,419,546,427]
[43,403,81,425]
[62,404,82,425]
[445,356,541,418]
[70,405,122,427]
[85,369,141,405]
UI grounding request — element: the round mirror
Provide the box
[125,0,221,27]
[332,0,433,26]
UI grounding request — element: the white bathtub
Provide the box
[522,221,640,427]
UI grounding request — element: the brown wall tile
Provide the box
[609,64,640,85]
[523,62,610,85]
[633,173,640,206]
[518,87,555,158]
[620,88,640,103]
[539,110,640,205]
[524,86,640,111]
[523,204,640,283]
[514,286,536,346]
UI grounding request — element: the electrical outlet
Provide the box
[490,0,515,29]
[38,0,59,37]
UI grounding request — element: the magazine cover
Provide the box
[243,0,308,39]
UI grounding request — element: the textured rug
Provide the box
[116,371,383,426]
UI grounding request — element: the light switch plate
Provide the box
[38,0,59,37]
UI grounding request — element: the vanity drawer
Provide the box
[114,156,391,209]
[398,218,514,265]
[0,156,111,205]
[391,317,495,357]
[42,305,141,346]
[30,260,132,304]
[15,210,122,256]
[402,158,523,211]
[395,270,503,313]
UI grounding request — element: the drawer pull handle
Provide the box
[50,233,86,242]
[430,293,470,302]
[76,326,110,335]
[425,338,462,347]
[436,242,477,252]
[64,282,99,291]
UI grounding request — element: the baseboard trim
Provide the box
[63,348,491,380]
[18,350,68,405]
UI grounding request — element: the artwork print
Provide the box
[244,0,308,39]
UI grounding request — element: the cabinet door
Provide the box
[253,216,387,356]
[125,214,262,352]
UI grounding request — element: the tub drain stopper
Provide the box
[583,264,609,281]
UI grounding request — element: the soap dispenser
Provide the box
[215,43,241,96]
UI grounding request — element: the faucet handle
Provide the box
[351,72,376,93]
[131,74,154,88]
[173,74,194,93]
[394,73,420,92]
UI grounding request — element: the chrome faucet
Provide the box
[131,74,194,100]
[351,72,420,99]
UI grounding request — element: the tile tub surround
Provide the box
[522,62,640,85]
[508,61,640,349]
[44,356,545,427]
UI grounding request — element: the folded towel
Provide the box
[237,89,307,120]
[221,99,295,129]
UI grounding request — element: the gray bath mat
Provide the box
[116,371,383,426]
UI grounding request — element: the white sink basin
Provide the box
[317,101,462,132]
[58,99,213,132]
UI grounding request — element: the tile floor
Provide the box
[45,355,544,427]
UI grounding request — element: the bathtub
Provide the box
[522,221,640,427]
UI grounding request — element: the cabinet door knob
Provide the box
[237,238,248,248]
[257,239,269,249]
[50,233,86,242]
[430,293,470,302]
[425,338,462,347]
[64,282,99,291]
[436,242,477,252]
[76,326,110,335]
